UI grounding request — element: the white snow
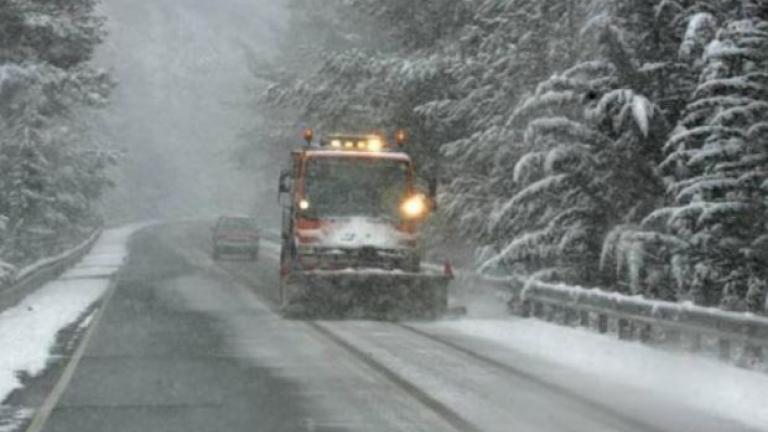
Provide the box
[435,318,768,430]
[479,229,551,273]
[0,224,144,404]
[0,406,32,432]
[0,279,107,402]
[512,151,545,183]
[680,13,717,59]
[492,173,570,225]
[748,121,768,140]
[631,94,653,137]
[0,64,32,91]
[313,217,409,249]
[16,230,101,281]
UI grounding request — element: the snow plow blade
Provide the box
[280,270,450,320]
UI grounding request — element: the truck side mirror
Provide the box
[278,170,291,194]
[278,170,292,206]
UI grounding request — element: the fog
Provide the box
[95,0,287,225]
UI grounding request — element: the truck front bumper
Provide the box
[281,269,449,319]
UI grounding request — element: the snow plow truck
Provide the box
[277,129,452,319]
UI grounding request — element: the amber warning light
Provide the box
[303,128,314,145]
[305,130,406,152]
[395,129,407,146]
[324,135,386,152]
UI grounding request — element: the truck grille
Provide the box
[299,247,414,271]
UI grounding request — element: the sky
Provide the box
[94,0,287,224]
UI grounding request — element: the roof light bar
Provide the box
[306,130,407,152]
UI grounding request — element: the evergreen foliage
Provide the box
[0,0,114,267]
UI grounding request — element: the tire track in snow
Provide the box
[396,323,669,432]
[306,322,483,432]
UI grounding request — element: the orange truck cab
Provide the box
[276,131,448,319]
[279,133,431,275]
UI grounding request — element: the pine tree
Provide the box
[439,0,586,243]
[441,2,668,289]
[646,12,768,310]
[239,0,360,179]
[253,0,460,177]
[347,0,472,50]
[481,53,667,287]
[0,0,113,265]
[603,2,768,310]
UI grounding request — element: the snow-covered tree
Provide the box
[438,0,588,242]
[0,0,113,265]
[347,0,472,50]
[480,56,667,287]
[238,0,357,176]
[435,2,668,288]
[249,0,460,179]
[606,6,768,310]
[660,15,767,310]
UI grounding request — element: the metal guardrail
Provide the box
[0,230,102,312]
[472,274,768,367]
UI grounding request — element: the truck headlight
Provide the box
[401,194,428,219]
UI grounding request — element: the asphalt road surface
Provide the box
[33,222,757,432]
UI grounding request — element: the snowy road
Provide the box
[27,222,759,432]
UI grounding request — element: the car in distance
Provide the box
[212,216,260,261]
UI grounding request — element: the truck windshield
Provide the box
[304,157,410,219]
[219,217,257,231]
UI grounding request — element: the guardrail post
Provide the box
[718,339,731,362]
[666,329,681,346]
[579,310,590,328]
[546,305,557,323]
[744,324,764,365]
[520,299,532,318]
[638,324,652,343]
[598,314,608,334]
[618,319,632,340]
[745,344,763,365]
[690,333,702,352]
[564,308,577,326]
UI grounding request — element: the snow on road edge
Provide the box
[433,318,768,430]
[0,224,144,405]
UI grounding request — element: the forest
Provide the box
[0,0,113,281]
[246,0,768,313]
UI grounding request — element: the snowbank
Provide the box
[435,319,768,430]
[0,225,143,404]
[0,280,107,402]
